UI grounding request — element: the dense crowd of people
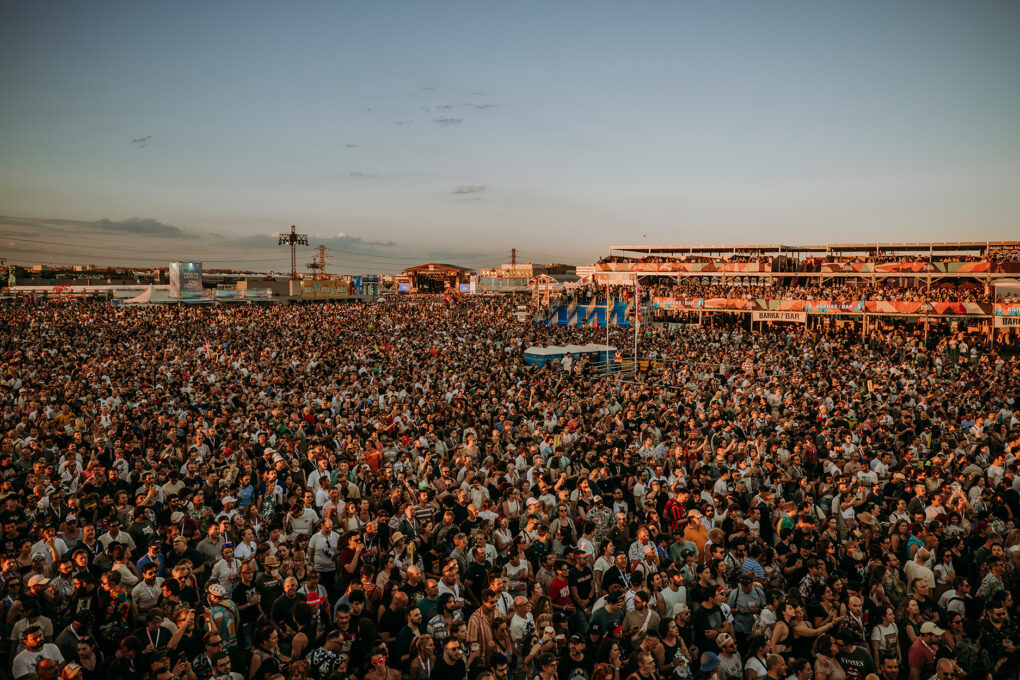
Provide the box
[561,280,996,309]
[0,296,1018,680]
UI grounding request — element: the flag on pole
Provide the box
[634,279,641,333]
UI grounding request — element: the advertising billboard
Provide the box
[169,262,204,298]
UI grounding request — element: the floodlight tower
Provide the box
[278,226,309,279]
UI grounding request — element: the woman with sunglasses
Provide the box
[363,647,400,680]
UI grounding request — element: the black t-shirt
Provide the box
[464,562,490,602]
[559,649,595,680]
[378,607,405,640]
[569,566,594,602]
[431,656,466,680]
[692,603,724,652]
[834,646,875,680]
[232,580,261,623]
[270,593,300,629]
[400,580,426,605]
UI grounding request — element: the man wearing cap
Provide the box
[684,509,708,557]
[136,538,165,576]
[728,574,765,649]
[907,621,943,680]
[207,582,240,653]
[559,633,594,680]
[590,591,625,635]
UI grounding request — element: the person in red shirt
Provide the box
[549,560,574,618]
[907,621,942,680]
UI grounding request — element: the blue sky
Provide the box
[1,1,1018,273]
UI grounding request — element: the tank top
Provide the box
[774,621,793,652]
[791,627,814,659]
[662,637,681,664]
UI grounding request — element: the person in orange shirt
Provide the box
[364,448,382,473]
[683,508,709,559]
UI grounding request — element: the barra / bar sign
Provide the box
[752,310,807,323]
[993,316,1020,328]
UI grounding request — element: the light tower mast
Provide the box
[277,226,309,279]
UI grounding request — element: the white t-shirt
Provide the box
[308,531,340,572]
[286,507,320,539]
[12,644,64,680]
[871,622,899,655]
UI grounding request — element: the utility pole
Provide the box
[511,248,517,268]
[278,226,309,279]
[306,244,332,279]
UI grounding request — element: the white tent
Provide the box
[123,285,153,304]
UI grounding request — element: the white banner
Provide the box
[994,316,1020,328]
[594,271,637,285]
[752,310,807,323]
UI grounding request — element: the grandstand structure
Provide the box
[544,241,1020,335]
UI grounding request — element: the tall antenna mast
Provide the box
[306,244,332,280]
[278,226,309,279]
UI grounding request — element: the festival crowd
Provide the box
[0,297,1018,680]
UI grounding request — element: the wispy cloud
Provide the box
[453,185,486,194]
[130,135,151,149]
[90,217,192,238]
[0,214,192,239]
[434,117,463,127]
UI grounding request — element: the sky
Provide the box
[1,0,1018,274]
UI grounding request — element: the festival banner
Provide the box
[994,316,1020,328]
[703,297,751,310]
[753,299,809,312]
[929,302,990,315]
[821,261,992,274]
[865,300,926,314]
[651,297,703,310]
[993,304,1020,317]
[804,301,868,314]
[752,310,807,323]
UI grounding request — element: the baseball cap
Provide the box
[919,621,945,636]
[700,652,722,672]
